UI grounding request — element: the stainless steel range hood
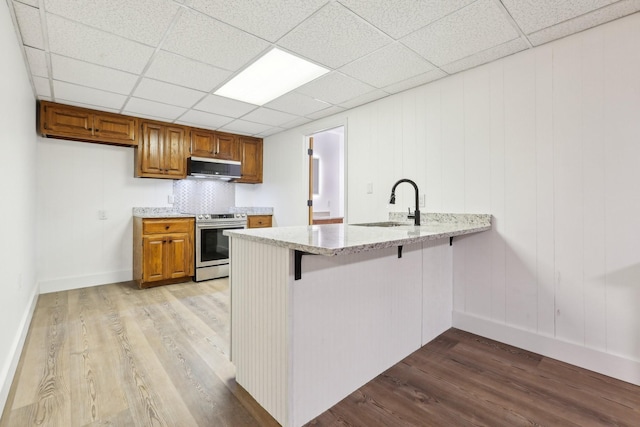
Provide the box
[187,157,241,180]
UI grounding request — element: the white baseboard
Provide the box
[39,269,132,294]
[0,285,39,415]
[453,311,640,386]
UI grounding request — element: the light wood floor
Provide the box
[0,279,278,427]
[2,280,638,426]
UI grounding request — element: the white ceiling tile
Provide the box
[296,72,376,105]
[53,80,127,110]
[15,0,39,7]
[46,14,154,73]
[43,0,180,45]
[144,50,232,92]
[340,43,436,88]
[441,38,529,74]
[133,79,206,108]
[338,0,475,39]
[13,2,43,48]
[501,0,616,34]
[124,97,187,121]
[255,127,285,137]
[264,92,331,116]
[306,105,345,120]
[162,9,270,70]
[382,69,447,94]
[25,46,48,77]
[33,76,51,97]
[338,89,389,109]
[279,2,392,68]
[176,110,234,129]
[187,0,329,42]
[194,95,257,117]
[281,116,313,129]
[51,55,138,95]
[240,108,299,127]
[528,1,640,46]
[401,0,519,67]
[48,100,120,113]
[219,119,273,136]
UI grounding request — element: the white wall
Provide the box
[37,138,173,292]
[255,13,640,384]
[0,0,39,413]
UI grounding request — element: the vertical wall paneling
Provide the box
[424,83,443,211]
[503,51,538,331]
[602,14,640,360]
[553,36,585,344]
[534,45,556,337]
[489,61,507,322]
[440,75,466,212]
[581,27,607,351]
[462,67,493,317]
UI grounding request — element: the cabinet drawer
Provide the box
[142,218,193,234]
[247,215,272,228]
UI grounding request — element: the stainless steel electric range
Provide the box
[190,212,247,282]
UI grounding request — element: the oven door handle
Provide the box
[196,222,246,229]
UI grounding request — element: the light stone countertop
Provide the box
[224,213,491,256]
[132,207,194,218]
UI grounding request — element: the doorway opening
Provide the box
[307,126,345,225]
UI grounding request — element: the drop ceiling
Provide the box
[8,0,640,138]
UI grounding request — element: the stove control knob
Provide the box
[197,215,204,220]
[204,214,210,219]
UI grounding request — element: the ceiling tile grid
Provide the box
[7,0,640,137]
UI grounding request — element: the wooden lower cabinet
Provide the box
[247,215,272,228]
[133,217,194,288]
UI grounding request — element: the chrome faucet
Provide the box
[389,179,420,226]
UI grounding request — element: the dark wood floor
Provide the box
[308,329,640,426]
[2,279,638,427]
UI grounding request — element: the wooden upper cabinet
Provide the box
[136,120,187,179]
[236,136,263,183]
[190,129,239,161]
[39,101,137,146]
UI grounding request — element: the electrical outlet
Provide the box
[367,182,373,194]
[98,210,107,220]
[419,194,426,207]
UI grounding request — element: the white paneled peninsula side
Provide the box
[225,213,491,427]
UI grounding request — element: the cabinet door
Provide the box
[214,132,239,160]
[142,236,166,283]
[164,232,192,279]
[139,122,164,175]
[190,129,216,157]
[42,103,94,138]
[93,113,137,145]
[164,126,187,177]
[237,137,263,183]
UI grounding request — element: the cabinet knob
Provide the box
[165,225,170,230]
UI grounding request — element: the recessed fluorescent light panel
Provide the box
[214,48,329,106]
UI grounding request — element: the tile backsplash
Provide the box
[173,179,235,213]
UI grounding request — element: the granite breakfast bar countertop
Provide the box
[224,213,491,256]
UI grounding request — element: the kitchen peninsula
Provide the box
[225,213,491,427]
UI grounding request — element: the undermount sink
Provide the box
[351,221,413,228]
